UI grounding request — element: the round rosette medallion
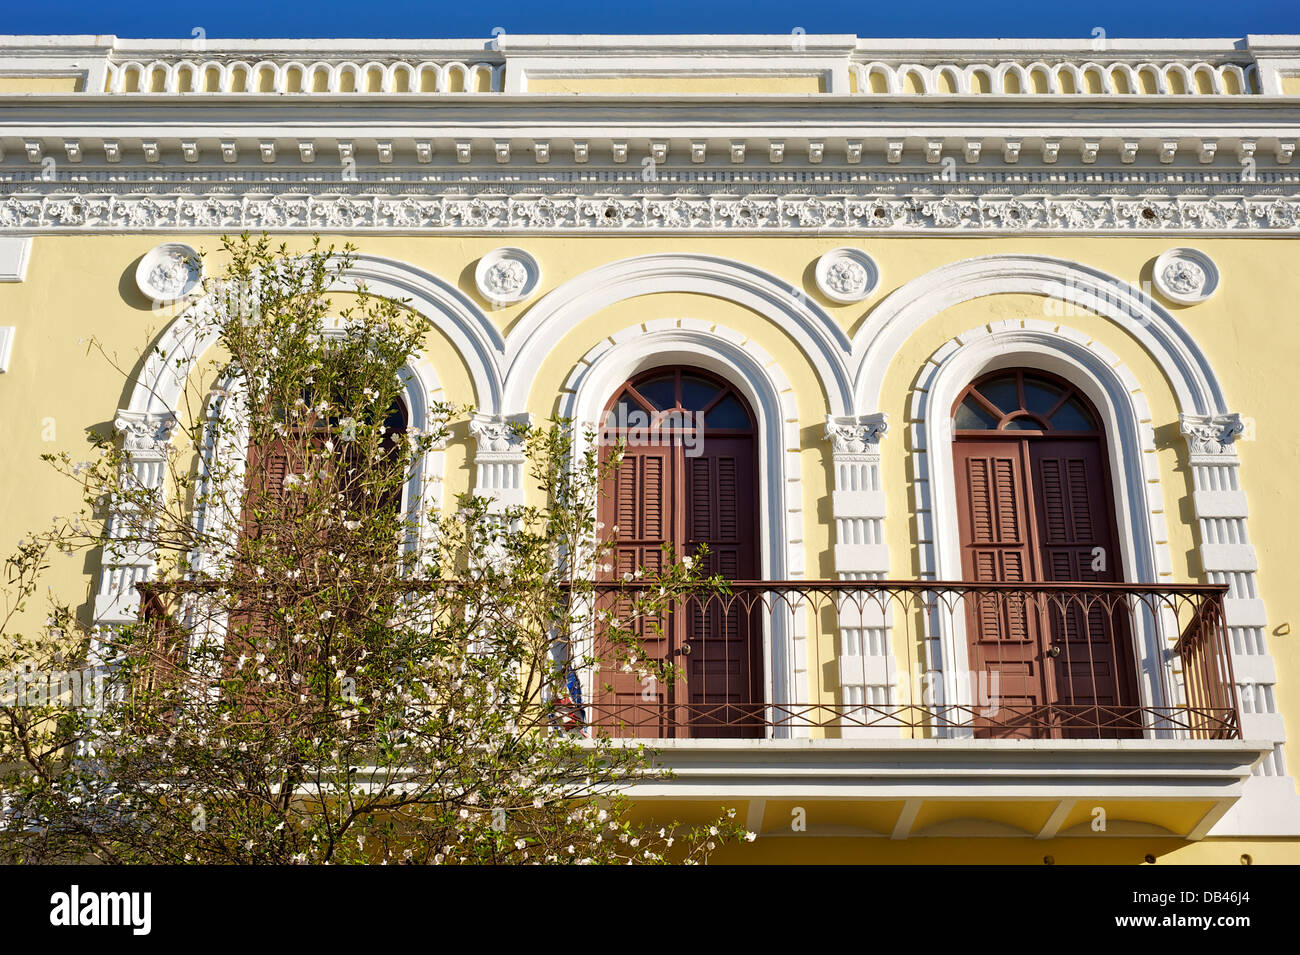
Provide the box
[475,247,541,307]
[136,243,203,303]
[814,247,880,304]
[1152,248,1219,305]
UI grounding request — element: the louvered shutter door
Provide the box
[1030,441,1138,733]
[953,440,1045,733]
[595,445,675,737]
[233,437,293,651]
[683,437,760,737]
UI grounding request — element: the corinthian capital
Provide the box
[1179,412,1243,456]
[113,409,178,455]
[825,413,889,456]
[469,412,533,455]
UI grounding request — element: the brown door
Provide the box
[596,368,761,738]
[952,370,1138,738]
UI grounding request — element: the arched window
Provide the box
[595,367,761,739]
[953,369,1100,434]
[951,368,1137,738]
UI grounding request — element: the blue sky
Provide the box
[1,0,1296,40]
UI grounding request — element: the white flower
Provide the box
[744,832,757,842]
[343,520,361,531]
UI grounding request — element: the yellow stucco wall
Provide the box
[3,232,1298,860]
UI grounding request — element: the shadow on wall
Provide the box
[1153,421,1205,580]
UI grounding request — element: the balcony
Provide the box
[584,579,1241,741]
[582,580,1268,840]
[134,578,1269,840]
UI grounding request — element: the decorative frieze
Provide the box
[5,190,1300,235]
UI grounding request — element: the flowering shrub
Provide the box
[0,236,749,864]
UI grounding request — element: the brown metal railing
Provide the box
[130,579,1239,742]
[583,580,1239,741]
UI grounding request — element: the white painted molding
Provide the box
[134,242,202,302]
[825,412,895,736]
[814,247,880,304]
[468,411,533,511]
[853,253,1229,417]
[4,193,1300,237]
[126,253,503,419]
[502,252,854,416]
[0,327,13,373]
[1174,412,1300,835]
[0,237,32,281]
[474,247,540,307]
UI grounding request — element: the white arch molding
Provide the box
[852,253,1230,418]
[558,320,810,735]
[128,253,504,417]
[503,252,855,416]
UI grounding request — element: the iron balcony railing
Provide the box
[131,579,1239,742]
[583,580,1239,741]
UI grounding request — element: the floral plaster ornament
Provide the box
[475,247,541,306]
[814,247,880,304]
[136,243,203,303]
[1152,248,1219,304]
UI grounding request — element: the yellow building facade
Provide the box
[3,33,1300,863]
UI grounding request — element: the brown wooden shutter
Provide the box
[1029,441,1136,726]
[958,447,1032,642]
[683,438,759,736]
[954,440,1044,727]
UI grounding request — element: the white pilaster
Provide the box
[92,409,177,661]
[1179,412,1300,835]
[468,411,533,510]
[826,413,896,737]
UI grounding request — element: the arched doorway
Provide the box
[951,369,1139,738]
[594,367,762,738]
